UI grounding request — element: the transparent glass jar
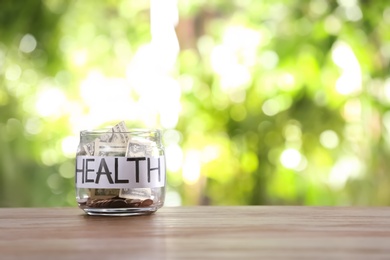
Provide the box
[75,126,165,216]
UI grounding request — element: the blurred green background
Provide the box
[1,0,390,207]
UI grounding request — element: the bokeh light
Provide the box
[1,0,390,207]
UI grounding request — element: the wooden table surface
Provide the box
[1,206,390,259]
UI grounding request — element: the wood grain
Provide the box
[0,206,390,259]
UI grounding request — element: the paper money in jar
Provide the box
[80,121,129,200]
[75,123,166,216]
[119,137,160,200]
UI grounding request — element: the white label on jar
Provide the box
[75,156,165,188]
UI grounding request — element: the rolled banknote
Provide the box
[119,137,159,200]
[89,188,120,200]
[93,141,127,157]
[84,121,129,199]
[99,121,129,144]
[83,121,129,156]
[126,138,159,157]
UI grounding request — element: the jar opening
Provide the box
[81,128,160,135]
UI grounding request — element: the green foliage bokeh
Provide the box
[1,0,390,207]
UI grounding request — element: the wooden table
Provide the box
[1,207,390,259]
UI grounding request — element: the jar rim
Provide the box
[80,128,161,135]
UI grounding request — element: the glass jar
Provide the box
[75,124,165,216]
